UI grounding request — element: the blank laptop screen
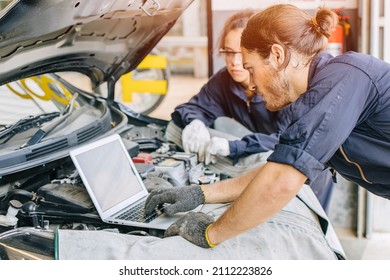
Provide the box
[73,138,144,212]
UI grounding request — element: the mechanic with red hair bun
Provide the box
[167,9,335,212]
[146,4,390,249]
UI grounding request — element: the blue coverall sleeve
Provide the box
[171,70,231,128]
[268,61,374,181]
[228,132,280,162]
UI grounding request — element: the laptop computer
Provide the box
[69,133,186,230]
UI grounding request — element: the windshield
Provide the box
[0,72,114,175]
[0,72,99,148]
[0,74,77,127]
[0,1,13,11]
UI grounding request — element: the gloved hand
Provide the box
[144,185,205,217]
[204,136,230,165]
[182,119,210,162]
[164,212,215,248]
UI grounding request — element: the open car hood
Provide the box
[0,0,193,87]
[0,0,192,176]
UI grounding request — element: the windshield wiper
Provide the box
[20,93,79,148]
[0,112,60,145]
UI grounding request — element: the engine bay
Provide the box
[0,122,221,260]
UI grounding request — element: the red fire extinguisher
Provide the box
[327,8,351,56]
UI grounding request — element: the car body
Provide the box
[0,0,346,260]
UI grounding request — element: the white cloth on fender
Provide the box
[182,119,210,162]
[56,184,345,260]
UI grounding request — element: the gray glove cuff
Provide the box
[189,216,213,249]
[192,184,206,205]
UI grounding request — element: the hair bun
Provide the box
[313,8,339,38]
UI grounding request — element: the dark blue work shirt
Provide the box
[268,52,390,199]
[171,67,290,162]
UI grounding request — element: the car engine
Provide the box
[0,120,220,260]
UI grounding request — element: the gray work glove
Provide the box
[144,185,205,216]
[164,211,215,248]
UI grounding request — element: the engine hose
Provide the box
[4,189,34,201]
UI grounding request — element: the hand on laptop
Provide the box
[144,185,205,217]
[164,211,215,248]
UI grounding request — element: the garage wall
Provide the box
[360,0,390,235]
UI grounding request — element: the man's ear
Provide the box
[270,44,285,68]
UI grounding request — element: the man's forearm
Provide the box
[207,162,307,245]
[201,164,264,203]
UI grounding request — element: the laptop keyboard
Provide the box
[116,200,158,223]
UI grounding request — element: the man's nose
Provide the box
[248,81,256,92]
